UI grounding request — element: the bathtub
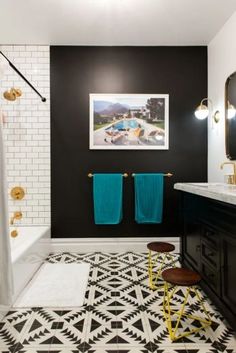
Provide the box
[10,226,51,302]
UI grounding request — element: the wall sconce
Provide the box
[227,101,236,119]
[194,98,220,124]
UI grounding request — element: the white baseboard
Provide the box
[0,305,10,321]
[47,236,180,253]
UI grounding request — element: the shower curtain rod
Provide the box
[0,51,46,103]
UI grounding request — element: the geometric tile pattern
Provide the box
[0,251,236,353]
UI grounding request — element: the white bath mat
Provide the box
[13,263,90,308]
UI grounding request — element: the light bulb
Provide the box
[227,103,236,119]
[194,104,209,120]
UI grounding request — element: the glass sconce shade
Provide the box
[194,104,209,120]
[194,98,219,124]
[227,102,236,119]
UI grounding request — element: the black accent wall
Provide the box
[50,46,207,238]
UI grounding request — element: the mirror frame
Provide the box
[225,71,236,160]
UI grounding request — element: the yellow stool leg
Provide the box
[148,250,166,289]
[163,283,212,342]
[148,251,177,290]
[148,250,153,288]
[153,253,167,288]
[163,282,173,337]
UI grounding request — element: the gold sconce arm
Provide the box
[194,98,220,124]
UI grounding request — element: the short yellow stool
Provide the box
[147,242,175,289]
[162,267,211,342]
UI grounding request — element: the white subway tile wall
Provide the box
[0,45,50,225]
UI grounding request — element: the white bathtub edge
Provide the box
[11,226,51,302]
[11,226,51,264]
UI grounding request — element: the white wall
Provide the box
[208,11,236,182]
[0,45,50,225]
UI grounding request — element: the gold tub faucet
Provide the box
[10,211,22,225]
[220,162,236,184]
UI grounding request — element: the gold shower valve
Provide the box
[10,186,25,200]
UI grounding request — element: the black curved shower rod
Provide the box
[0,50,46,103]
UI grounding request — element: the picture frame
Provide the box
[89,93,169,150]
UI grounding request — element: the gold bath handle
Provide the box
[10,229,18,238]
[88,173,128,178]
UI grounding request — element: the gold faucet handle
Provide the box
[10,211,23,225]
[10,229,18,238]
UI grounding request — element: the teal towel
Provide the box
[134,173,164,224]
[93,173,123,225]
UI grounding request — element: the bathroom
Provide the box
[0,0,236,352]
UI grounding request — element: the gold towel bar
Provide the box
[88,173,129,178]
[88,173,172,178]
[132,173,173,177]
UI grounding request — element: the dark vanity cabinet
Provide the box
[182,194,202,271]
[181,192,236,330]
[221,234,236,315]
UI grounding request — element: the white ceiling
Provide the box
[0,0,236,45]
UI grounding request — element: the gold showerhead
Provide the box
[3,87,22,101]
[3,90,16,101]
[13,88,22,97]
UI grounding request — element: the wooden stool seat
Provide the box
[162,268,201,286]
[147,242,175,253]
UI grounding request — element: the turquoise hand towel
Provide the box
[93,173,123,225]
[134,173,164,224]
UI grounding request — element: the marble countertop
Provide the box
[174,182,236,206]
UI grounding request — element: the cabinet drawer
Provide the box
[202,226,219,249]
[201,241,220,269]
[201,261,221,295]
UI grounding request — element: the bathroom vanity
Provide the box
[174,183,236,330]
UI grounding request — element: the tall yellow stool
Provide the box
[147,242,175,289]
[162,268,211,342]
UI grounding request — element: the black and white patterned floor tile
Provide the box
[0,251,236,353]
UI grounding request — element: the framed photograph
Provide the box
[89,94,169,150]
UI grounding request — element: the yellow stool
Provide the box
[147,242,175,289]
[162,268,211,342]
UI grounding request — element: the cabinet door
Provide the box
[221,234,236,316]
[183,220,201,271]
